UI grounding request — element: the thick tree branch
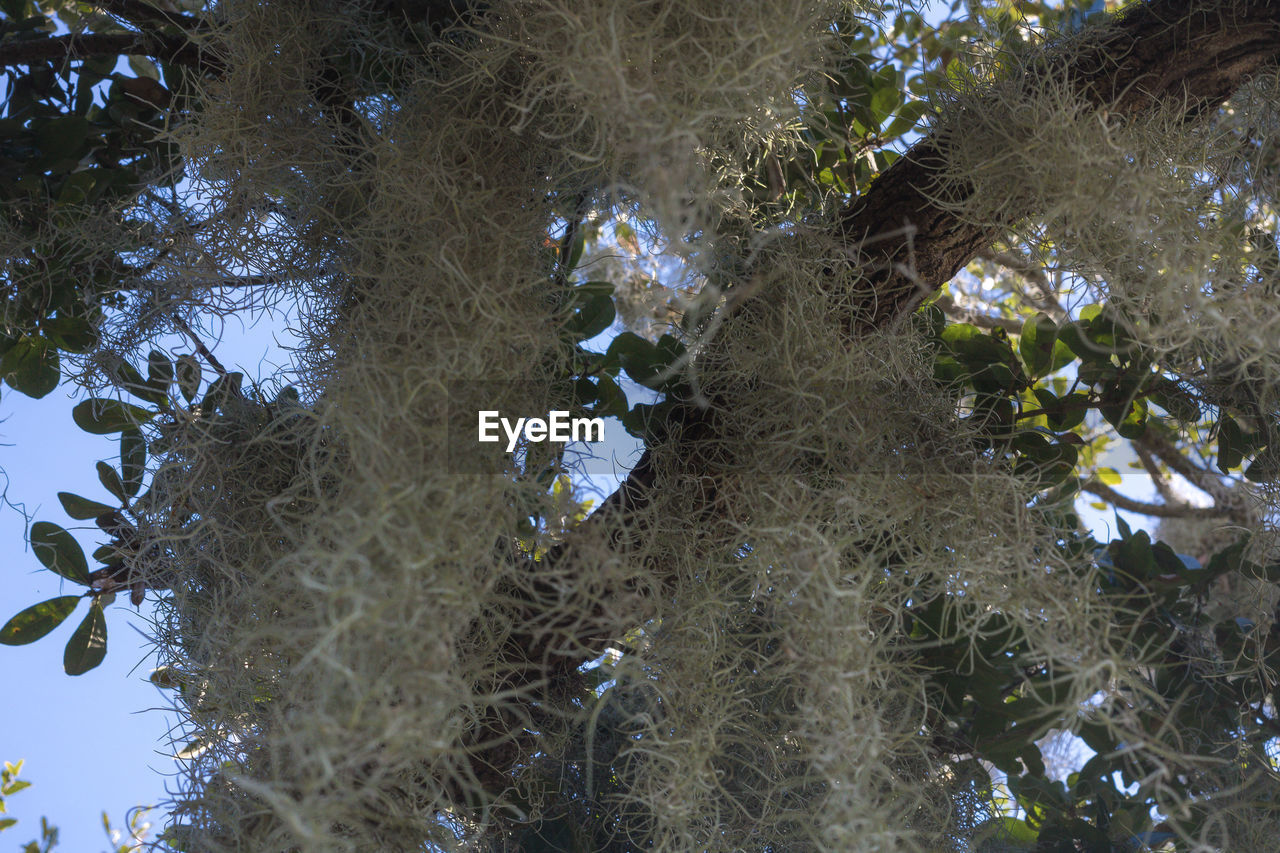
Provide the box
[94,0,202,32]
[0,31,220,73]
[838,0,1280,328]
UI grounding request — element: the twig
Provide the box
[171,315,227,378]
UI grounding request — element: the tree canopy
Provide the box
[4,0,1280,850]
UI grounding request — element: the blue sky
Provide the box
[0,315,301,851]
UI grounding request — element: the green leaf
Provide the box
[150,666,182,689]
[564,227,585,272]
[564,292,615,340]
[97,461,128,504]
[57,492,115,520]
[1034,389,1088,431]
[1244,451,1280,483]
[941,324,1024,392]
[973,816,1039,846]
[0,596,80,645]
[1058,320,1112,364]
[72,398,153,434]
[1012,432,1078,488]
[40,316,97,353]
[63,600,107,675]
[1217,415,1245,473]
[109,360,167,404]
[1101,398,1148,440]
[176,354,201,403]
[120,429,145,497]
[0,337,59,398]
[591,372,628,419]
[1018,313,1058,378]
[36,116,92,164]
[882,98,930,139]
[127,55,160,81]
[608,332,660,387]
[146,350,174,395]
[30,521,89,584]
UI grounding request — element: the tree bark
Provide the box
[0,31,221,73]
[838,0,1280,328]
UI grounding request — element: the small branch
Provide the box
[1081,478,1225,520]
[1135,442,1182,506]
[171,315,228,378]
[1137,428,1239,509]
[933,293,1024,333]
[974,247,1065,318]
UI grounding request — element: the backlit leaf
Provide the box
[63,600,107,675]
[0,596,79,645]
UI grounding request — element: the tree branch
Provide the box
[93,0,202,32]
[933,293,1024,333]
[1135,442,1182,505]
[0,31,221,73]
[1137,426,1241,509]
[837,0,1280,328]
[974,247,1065,318]
[1081,478,1226,519]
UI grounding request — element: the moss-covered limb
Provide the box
[838,0,1280,329]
